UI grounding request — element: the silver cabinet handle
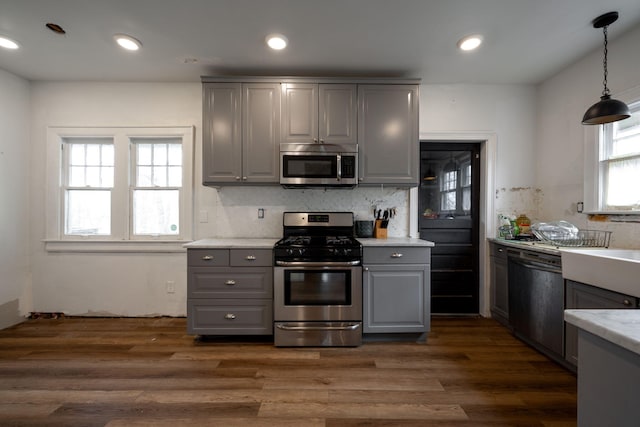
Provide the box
[364,267,369,271]
[235,176,241,180]
[202,255,214,261]
[224,313,236,320]
[242,176,247,180]
[498,248,504,253]
[245,255,256,261]
[225,280,236,286]
[391,253,403,258]
[624,299,632,306]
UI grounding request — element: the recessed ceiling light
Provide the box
[265,33,288,50]
[114,34,142,51]
[457,35,483,51]
[0,36,19,50]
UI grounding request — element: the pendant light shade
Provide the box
[581,11,631,125]
[582,94,631,125]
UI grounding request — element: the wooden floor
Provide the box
[0,316,577,426]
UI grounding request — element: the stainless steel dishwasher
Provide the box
[508,249,564,361]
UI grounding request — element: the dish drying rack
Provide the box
[533,229,612,248]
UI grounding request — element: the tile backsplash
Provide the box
[197,186,410,239]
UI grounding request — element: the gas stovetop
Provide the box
[274,212,362,262]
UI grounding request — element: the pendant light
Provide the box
[582,11,630,125]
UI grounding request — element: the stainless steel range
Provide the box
[273,212,363,347]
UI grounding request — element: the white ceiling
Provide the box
[1,0,640,84]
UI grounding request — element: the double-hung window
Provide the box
[585,94,640,214]
[46,127,193,251]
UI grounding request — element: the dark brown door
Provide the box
[419,141,480,314]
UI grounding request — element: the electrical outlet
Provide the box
[166,281,176,294]
[258,208,265,219]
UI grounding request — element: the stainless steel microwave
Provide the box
[280,143,358,188]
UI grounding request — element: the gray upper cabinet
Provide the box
[358,84,419,186]
[203,82,280,185]
[281,83,357,145]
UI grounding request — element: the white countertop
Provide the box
[184,238,279,249]
[565,309,640,356]
[359,237,434,247]
[184,237,433,249]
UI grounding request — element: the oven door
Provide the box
[274,262,362,347]
[274,263,362,322]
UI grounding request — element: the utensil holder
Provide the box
[374,220,387,239]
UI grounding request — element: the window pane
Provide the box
[102,144,114,166]
[138,144,152,165]
[137,166,152,187]
[605,157,640,207]
[168,166,182,187]
[168,144,182,166]
[85,144,101,166]
[153,144,168,165]
[153,166,167,186]
[65,190,111,235]
[70,144,85,165]
[66,142,114,188]
[69,166,85,187]
[133,189,179,235]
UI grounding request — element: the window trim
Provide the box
[45,126,194,252]
[584,86,640,215]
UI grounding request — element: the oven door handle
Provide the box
[275,260,361,267]
[276,323,361,331]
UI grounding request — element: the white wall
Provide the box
[536,24,640,248]
[27,81,536,316]
[420,84,539,221]
[0,69,31,328]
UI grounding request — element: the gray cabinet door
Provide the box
[281,83,318,144]
[242,83,280,183]
[202,83,242,183]
[489,243,509,326]
[319,84,357,145]
[363,264,429,333]
[358,85,419,186]
[565,280,637,366]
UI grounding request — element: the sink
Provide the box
[561,248,640,298]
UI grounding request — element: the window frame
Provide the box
[584,86,640,215]
[45,126,194,252]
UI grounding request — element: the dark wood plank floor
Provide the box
[0,316,576,426]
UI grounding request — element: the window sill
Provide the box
[584,212,640,223]
[44,239,191,253]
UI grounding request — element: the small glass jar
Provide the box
[516,214,531,235]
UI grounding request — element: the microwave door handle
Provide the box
[337,154,342,181]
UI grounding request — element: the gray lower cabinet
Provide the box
[489,242,509,326]
[362,247,430,334]
[565,279,637,366]
[202,82,280,185]
[187,248,273,335]
[281,83,357,145]
[358,84,419,186]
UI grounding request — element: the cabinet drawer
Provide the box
[187,249,229,267]
[230,249,273,267]
[364,247,430,264]
[490,243,508,260]
[188,267,273,298]
[187,299,273,335]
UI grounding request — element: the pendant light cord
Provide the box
[602,25,610,97]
